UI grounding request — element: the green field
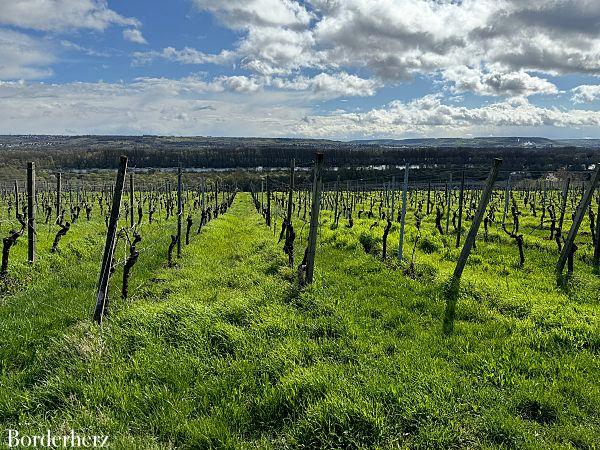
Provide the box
[1,193,599,449]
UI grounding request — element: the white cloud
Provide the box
[0,0,139,32]
[0,78,308,135]
[132,47,235,66]
[2,79,600,138]
[2,0,600,139]
[0,29,55,79]
[186,0,600,95]
[123,29,147,45]
[60,39,110,57]
[192,0,313,30]
[238,26,317,75]
[442,66,558,97]
[272,72,380,98]
[216,75,262,93]
[571,85,600,103]
[296,94,600,138]
[0,1,144,81]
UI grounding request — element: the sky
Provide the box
[1,0,600,139]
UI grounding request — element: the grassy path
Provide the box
[1,194,598,449]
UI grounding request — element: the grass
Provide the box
[0,193,599,449]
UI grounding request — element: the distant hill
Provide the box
[348,137,577,148]
[555,139,600,148]
[1,135,599,183]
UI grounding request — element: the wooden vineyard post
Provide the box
[165,180,170,219]
[129,172,135,228]
[398,163,409,262]
[215,179,219,212]
[334,176,340,226]
[502,175,511,226]
[558,178,570,232]
[391,176,396,222]
[594,190,600,268]
[93,156,127,324]
[177,165,182,258]
[444,158,502,334]
[427,181,431,215]
[456,170,465,248]
[286,159,295,266]
[556,165,600,279]
[266,176,271,227]
[14,181,19,219]
[445,174,452,234]
[27,162,35,264]
[305,153,324,284]
[287,160,295,223]
[56,172,62,219]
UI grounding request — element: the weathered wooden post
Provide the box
[456,170,465,248]
[215,178,219,212]
[391,176,396,222]
[502,175,511,226]
[444,158,502,334]
[558,178,570,232]
[266,176,271,227]
[306,153,324,284]
[427,181,431,215]
[286,159,296,266]
[445,174,452,234]
[93,156,127,324]
[27,162,35,264]
[556,165,600,279]
[398,163,409,262]
[14,180,19,219]
[201,177,206,211]
[287,160,295,224]
[334,176,340,225]
[56,172,62,219]
[177,165,183,258]
[129,172,135,228]
[594,191,600,268]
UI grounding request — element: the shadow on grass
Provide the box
[442,276,460,335]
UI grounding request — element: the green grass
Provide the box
[0,194,599,449]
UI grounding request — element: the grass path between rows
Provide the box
[1,194,599,449]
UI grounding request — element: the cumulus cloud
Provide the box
[186,0,600,91]
[2,79,599,137]
[2,0,600,138]
[192,0,313,30]
[0,0,139,32]
[0,0,144,81]
[0,29,55,79]
[237,27,317,75]
[0,78,306,135]
[216,75,263,93]
[571,85,600,103]
[132,47,235,66]
[442,66,558,97]
[297,94,600,138]
[123,28,147,45]
[272,72,380,98]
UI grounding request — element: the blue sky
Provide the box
[1,0,600,139]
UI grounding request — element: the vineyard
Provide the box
[1,155,599,448]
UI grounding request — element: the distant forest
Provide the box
[1,136,599,183]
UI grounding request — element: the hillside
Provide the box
[1,194,598,448]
